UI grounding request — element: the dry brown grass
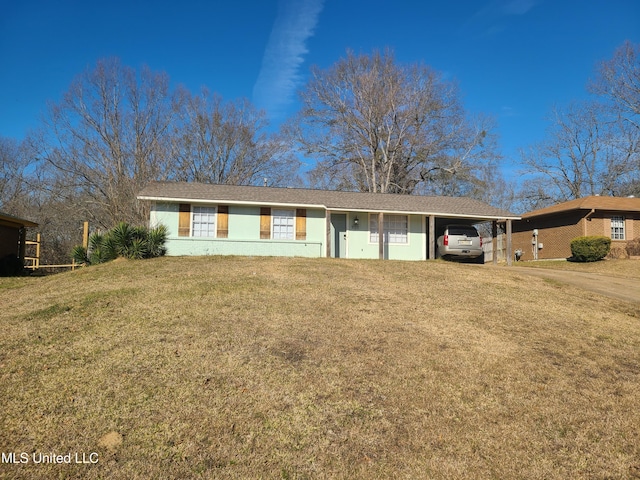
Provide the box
[1,256,639,479]
[513,258,640,279]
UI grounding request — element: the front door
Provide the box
[330,214,347,258]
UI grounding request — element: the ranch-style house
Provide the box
[137,182,521,263]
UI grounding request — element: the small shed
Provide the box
[0,211,39,263]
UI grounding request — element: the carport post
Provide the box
[492,221,498,265]
[506,219,513,266]
[428,215,435,260]
[378,212,384,260]
[325,209,331,258]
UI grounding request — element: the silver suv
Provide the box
[436,224,483,261]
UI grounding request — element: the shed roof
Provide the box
[522,196,640,219]
[0,211,38,228]
[138,182,519,221]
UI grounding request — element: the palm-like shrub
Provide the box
[110,222,134,257]
[146,225,168,258]
[71,223,167,266]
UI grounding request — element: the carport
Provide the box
[318,191,520,263]
[425,214,516,265]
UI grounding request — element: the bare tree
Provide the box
[29,58,179,228]
[590,40,640,128]
[0,136,28,210]
[521,42,640,205]
[171,89,299,186]
[286,49,501,195]
[589,40,640,196]
[521,101,640,204]
[0,137,84,264]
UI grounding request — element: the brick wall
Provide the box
[512,211,584,260]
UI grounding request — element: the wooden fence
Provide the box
[24,233,83,271]
[482,234,507,263]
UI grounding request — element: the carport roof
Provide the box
[138,182,520,221]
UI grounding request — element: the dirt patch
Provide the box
[98,431,123,452]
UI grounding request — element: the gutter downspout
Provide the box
[583,208,596,236]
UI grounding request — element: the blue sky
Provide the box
[1,0,638,178]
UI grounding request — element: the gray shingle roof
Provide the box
[138,181,519,220]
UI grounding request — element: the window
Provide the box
[272,209,294,240]
[369,214,408,244]
[192,206,216,237]
[611,216,625,240]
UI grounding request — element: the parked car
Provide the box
[436,224,484,262]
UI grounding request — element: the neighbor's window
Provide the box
[192,206,216,237]
[611,216,625,240]
[272,209,295,240]
[369,214,408,244]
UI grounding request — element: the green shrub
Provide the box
[569,236,611,262]
[71,223,167,266]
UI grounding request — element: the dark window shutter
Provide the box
[296,209,307,240]
[217,206,229,238]
[178,204,191,237]
[260,207,271,239]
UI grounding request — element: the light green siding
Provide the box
[341,212,426,261]
[151,202,325,257]
[150,202,428,260]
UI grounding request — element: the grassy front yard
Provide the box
[1,257,639,479]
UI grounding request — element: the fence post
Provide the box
[83,222,89,249]
[35,233,41,268]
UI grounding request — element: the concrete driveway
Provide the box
[499,266,640,304]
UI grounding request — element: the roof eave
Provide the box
[137,195,327,210]
[0,214,38,228]
[138,195,519,220]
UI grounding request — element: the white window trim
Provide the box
[611,215,625,240]
[368,213,410,245]
[191,205,217,238]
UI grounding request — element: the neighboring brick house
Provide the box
[512,196,640,260]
